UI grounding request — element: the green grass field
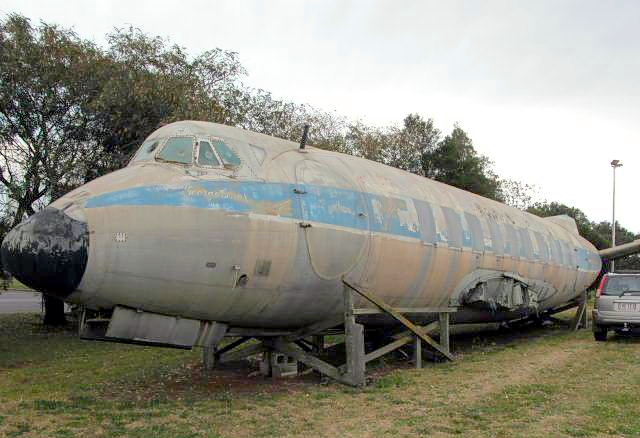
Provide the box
[1,312,639,438]
[4,279,32,291]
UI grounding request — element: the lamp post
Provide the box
[611,159,623,272]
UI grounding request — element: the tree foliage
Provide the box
[0,14,104,225]
[423,124,502,200]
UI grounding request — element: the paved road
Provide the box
[0,291,43,314]
[0,290,74,314]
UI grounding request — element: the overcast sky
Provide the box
[4,0,639,234]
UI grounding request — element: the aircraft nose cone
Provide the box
[1,208,88,298]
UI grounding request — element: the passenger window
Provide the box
[488,222,503,255]
[517,228,533,258]
[503,224,518,255]
[464,213,484,252]
[534,232,549,262]
[198,141,220,167]
[441,207,463,248]
[213,140,241,167]
[157,137,194,165]
[132,139,161,162]
[414,200,436,244]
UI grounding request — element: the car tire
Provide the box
[594,326,608,342]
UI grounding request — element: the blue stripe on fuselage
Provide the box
[83,180,600,271]
[84,181,419,238]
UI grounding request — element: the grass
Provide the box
[3,279,32,291]
[1,312,639,437]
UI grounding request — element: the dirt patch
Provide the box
[98,358,322,402]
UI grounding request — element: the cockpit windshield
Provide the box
[156,137,195,165]
[129,135,242,169]
[213,140,242,167]
[198,141,220,167]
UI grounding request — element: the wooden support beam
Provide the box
[311,335,324,354]
[344,285,366,386]
[364,336,413,363]
[202,345,217,371]
[270,339,358,386]
[294,339,313,352]
[365,321,439,364]
[414,336,422,369]
[214,336,252,358]
[547,301,580,316]
[218,342,265,363]
[439,312,450,355]
[570,291,589,331]
[284,316,344,342]
[343,279,454,361]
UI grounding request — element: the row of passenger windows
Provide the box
[132,136,241,168]
[416,201,582,267]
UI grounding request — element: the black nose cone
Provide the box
[1,208,88,298]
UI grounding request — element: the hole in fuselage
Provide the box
[237,274,249,288]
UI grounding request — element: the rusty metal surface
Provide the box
[2,121,606,332]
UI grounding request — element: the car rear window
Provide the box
[603,276,640,296]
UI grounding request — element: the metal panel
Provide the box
[105,306,226,348]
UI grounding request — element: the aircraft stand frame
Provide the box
[206,280,457,386]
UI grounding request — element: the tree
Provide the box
[499,179,538,211]
[380,114,441,175]
[343,122,387,162]
[0,14,105,226]
[423,124,502,200]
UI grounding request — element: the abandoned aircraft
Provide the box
[2,120,635,385]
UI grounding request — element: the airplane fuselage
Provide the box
[2,121,602,331]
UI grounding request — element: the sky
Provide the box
[3,0,639,233]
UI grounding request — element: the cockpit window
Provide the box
[213,140,241,167]
[197,141,221,167]
[132,139,161,162]
[157,137,194,165]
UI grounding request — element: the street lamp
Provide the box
[611,159,623,273]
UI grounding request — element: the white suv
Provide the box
[592,273,640,341]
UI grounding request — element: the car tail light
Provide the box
[596,276,608,298]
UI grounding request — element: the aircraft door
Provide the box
[294,159,370,280]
